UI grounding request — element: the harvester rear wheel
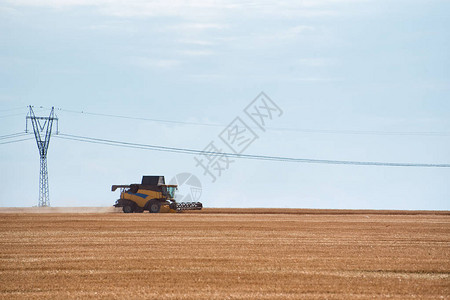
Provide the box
[148,200,161,213]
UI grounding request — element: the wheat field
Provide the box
[0,209,449,299]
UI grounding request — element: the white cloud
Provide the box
[178,39,215,46]
[288,77,344,82]
[296,58,339,67]
[128,57,181,69]
[278,25,316,40]
[188,73,226,81]
[0,5,21,16]
[0,56,39,67]
[0,94,16,104]
[4,0,355,18]
[178,50,214,56]
[228,25,316,49]
[169,23,229,31]
[82,21,138,34]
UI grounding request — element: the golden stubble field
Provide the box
[0,209,449,299]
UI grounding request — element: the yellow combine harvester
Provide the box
[112,175,202,213]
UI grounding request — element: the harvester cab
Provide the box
[112,176,202,213]
[161,185,177,200]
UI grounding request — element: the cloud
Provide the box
[128,57,181,69]
[0,56,39,67]
[188,73,226,81]
[226,25,316,49]
[162,22,229,38]
[4,0,353,18]
[296,58,339,67]
[178,39,215,46]
[0,5,21,16]
[278,25,316,40]
[169,23,229,31]
[82,21,137,34]
[288,77,344,82]
[0,94,16,104]
[178,50,214,56]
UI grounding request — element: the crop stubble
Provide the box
[0,209,449,299]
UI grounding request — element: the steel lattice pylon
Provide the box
[26,106,58,207]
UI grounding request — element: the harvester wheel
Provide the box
[123,205,133,213]
[148,200,161,213]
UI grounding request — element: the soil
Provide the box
[0,208,448,299]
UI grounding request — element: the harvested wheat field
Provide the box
[0,209,449,299]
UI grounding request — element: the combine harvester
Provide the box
[112,176,202,213]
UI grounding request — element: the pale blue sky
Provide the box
[1,0,449,209]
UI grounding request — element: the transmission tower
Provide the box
[26,106,58,207]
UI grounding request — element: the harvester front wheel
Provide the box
[123,205,133,213]
[148,200,161,213]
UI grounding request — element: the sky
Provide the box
[0,0,449,209]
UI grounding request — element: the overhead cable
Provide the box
[0,137,34,145]
[52,107,450,136]
[54,133,450,168]
[0,132,30,140]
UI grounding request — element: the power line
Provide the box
[54,133,450,168]
[0,132,29,140]
[268,127,450,136]
[0,106,28,112]
[0,137,34,145]
[0,107,47,119]
[55,107,224,128]
[52,107,450,137]
[0,112,29,118]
